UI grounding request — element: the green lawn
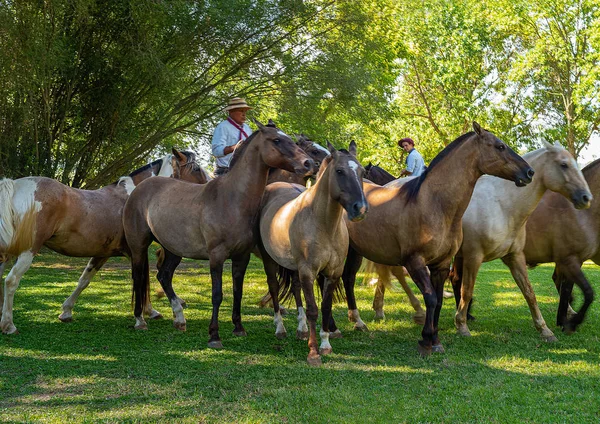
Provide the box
[1,249,599,423]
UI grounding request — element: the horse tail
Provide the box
[276,266,295,305]
[315,274,346,304]
[0,179,37,261]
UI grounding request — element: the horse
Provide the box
[122,121,314,348]
[523,157,600,333]
[340,122,534,356]
[364,163,397,184]
[441,142,592,341]
[257,141,367,365]
[0,148,210,334]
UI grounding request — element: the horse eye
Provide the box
[561,162,568,169]
[273,138,281,145]
[336,169,343,175]
[496,144,506,151]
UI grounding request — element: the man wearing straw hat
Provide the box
[211,97,253,176]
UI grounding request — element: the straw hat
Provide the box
[224,97,252,111]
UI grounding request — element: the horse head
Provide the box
[296,134,330,170]
[251,119,314,175]
[171,148,212,184]
[324,140,368,222]
[472,121,534,187]
[539,140,592,209]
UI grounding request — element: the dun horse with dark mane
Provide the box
[123,122,314,348]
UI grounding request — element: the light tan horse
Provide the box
[258,141,367,365]
[341,122,534,356]
[524,158,600,333]
[122,122,314,348]
[0,149,209,334]
[449,142,592,341]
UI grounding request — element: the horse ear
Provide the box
[541,139,555,152]
[172,147,186,162]
[267,119,277,128]
[348,140,357,157]
[252,118,265,129]
[473,121,483,135]
[327,141,337,156]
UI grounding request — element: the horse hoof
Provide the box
[296,330,309,340]
[275,331,287,339]
[354,323,368,332]
[374,310,385,321]
[319,347,333,356]
[329,329,343,339]
[58,314,73,323]
[2,325,18,335]
[412,313,426,325]
[134,323,148,331]
[347,311,356,322]
[233,330,247,337]
[173,321,186,332]
[148,311,163,320]
[544,334,558,343]
[208,340,224,349]
[307,354,322,366]
[279,307,288,316]
[456,326,472,337]
[432,344,445,353]
[417,343,432,357]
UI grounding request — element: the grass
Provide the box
[1,249,600,423]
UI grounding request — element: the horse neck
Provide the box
[220,143,270,211]
[303,166,344,229]
[413,138,482,221]
[584,164,600,221]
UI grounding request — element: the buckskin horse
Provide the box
[0,149,209,334]
[258,141,367,365]
[341,122,533,356]
[122,121,314,348]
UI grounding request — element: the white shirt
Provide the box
[211,119,252,168]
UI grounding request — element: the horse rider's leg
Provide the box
[293,272,308,340]
[231,252,251,337]
[1,251,35,334]
[208,247,228,348]
[391,265,425,324]
[556,258,593,334]
[501,252,557,342]
[298,267,320,366]
[405,257,436,357]
[342,246,368,331]
[455,254,483,337]
[372,264,389,320]
[316,273,341,339]
[261,252,287,338]
[319,276,341,355]
[59,257,109,323]
[429,262,451,353]
[156,248,186,331]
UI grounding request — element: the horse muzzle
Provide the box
[572,190,593,210]
[295,158,316,176]
[515,167,535,187]
[347,201,369,222]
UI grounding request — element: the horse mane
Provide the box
[228,130,259,170]
[583,157,600,173]
[365,164,396,185]
[400,131,475,203]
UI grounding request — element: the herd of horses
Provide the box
[0,119,597,366]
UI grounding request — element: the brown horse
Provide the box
[524,158,600,333]
[0,149,209,334]
[267,134,330,186]
[122,122,314,348]
[448,142,591,341]
[341,122,534,355]
[258,141,367,365]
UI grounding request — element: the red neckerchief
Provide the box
[227,117,248,140]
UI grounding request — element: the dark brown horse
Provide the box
[258,142,367,365]
[0,149,209,334]
[267,134,330,186]
[524,158,600,333]
[341,122,534,355]
[364,163,397,184]
[122,122,314,348]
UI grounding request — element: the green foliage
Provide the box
[1,250,600,422]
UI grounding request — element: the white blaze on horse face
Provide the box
[348,159,360,179]
[117,177,136,195]
[157,154,174,177]
[277,130,290,139]
[313,143,331,156]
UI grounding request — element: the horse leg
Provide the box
[429,263,450,353]
[298,268,320,366]
[293,272,309,340]
[208,249,227,348]
[342,246,367,331]
[59,257,109,323]
[0,261,5,312]
[372,265,388,320]
[392,266,425,324]
[1,251,34,334]
[552,266,577,323]
[316,273,341,339]
[231,253,251,337]
[501,252,557,342]
[454,255,483,337]
[405,259,436,357]
[156,248,186,331]
[319,276,341,356]
[556,258,593,334]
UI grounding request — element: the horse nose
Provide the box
[527,168,535,180]
[350,201,368,221]
[303,159,315,172]
[576,191,593,209]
